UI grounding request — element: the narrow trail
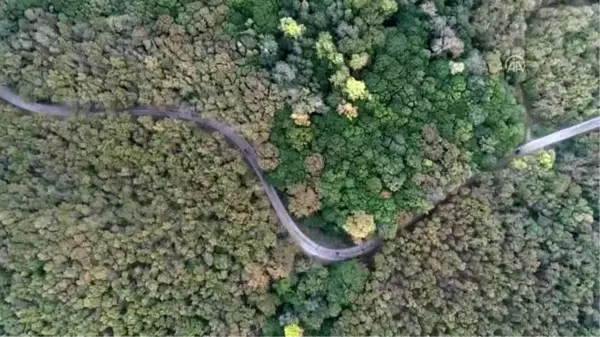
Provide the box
[1,86,598,262]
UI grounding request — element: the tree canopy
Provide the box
[0,0,598,335]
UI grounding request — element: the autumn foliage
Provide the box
[0,0,598,335]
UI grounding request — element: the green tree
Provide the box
[524,4,599,129]
[270,21,525,235]
[0,108,294,335]
[331,153,599,336]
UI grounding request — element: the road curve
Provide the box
[0,86,382,262]
[4,86,596,261]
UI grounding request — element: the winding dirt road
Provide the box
[2,86,597,262]
[0,86,382,262]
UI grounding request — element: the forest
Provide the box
[0,0,598,335]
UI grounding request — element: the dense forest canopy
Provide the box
[0,0,598,336]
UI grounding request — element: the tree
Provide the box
[269,20,525,236]
[0,108,293,335]
[524,4,599,129]
[331,153,599,336]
